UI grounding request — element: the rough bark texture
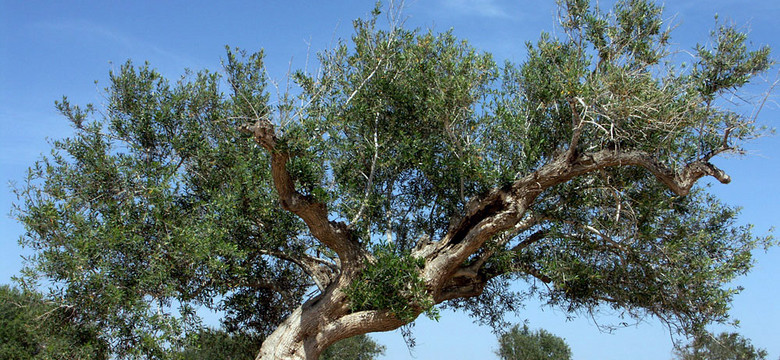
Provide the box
[255,277,405,360]
[247,119,407,359]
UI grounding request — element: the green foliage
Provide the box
[345,246,437,322]
[0,284,108,360]
[14,59,308,358]
[514,186,767,333]
[460,0,774,334]
[320,334,385,360]
[694,23,772,101]
[495,324,572,360]
[674,332,768,360]
[295,16,499,249]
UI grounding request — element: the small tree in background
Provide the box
[496,324,571,360]
[674,332,768,360]
[176,328,260,360]
[321,334,385,360]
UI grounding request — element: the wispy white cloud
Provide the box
[439,0,514,19]
[31,20,203,71]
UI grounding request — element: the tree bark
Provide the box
[255,276,406,360]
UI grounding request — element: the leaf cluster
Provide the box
[457,0,775,333]
[344,246,437,322]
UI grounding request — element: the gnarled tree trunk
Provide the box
[255,275,406,360]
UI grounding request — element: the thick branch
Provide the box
[424,149,730,296]
[317,309,406,350]
[241,120,364,268]
[437,262,552,303]
[464,218,542,274]
[436,278,486,302]
[571,150,731,196]
[508,229,548,253]
[438,229,550,302]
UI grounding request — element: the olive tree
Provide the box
[14,0,774,359]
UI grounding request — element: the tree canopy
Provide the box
[13,0,775,359]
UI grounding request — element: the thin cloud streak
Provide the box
[439,0,515,19]
[31,19,204,71]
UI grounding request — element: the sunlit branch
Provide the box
[241,119,366,268]
[465,215,542,274]
[350,113,380,227]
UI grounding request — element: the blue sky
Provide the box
[1,1,778,359]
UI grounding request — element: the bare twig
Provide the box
[350,113,381,226]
